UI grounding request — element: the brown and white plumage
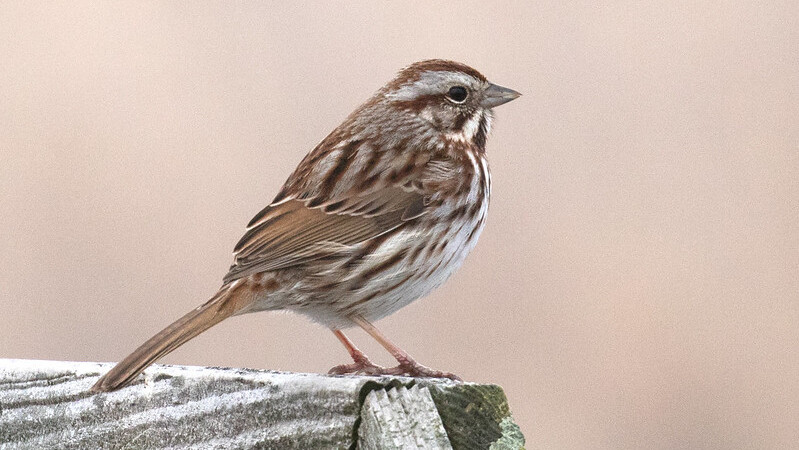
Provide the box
[91,60,519,393]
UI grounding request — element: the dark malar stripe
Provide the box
[474,112,489,151]
[452,113,469,131]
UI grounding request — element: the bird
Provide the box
[90,59,520,393]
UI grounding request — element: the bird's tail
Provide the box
[90,284,249,393]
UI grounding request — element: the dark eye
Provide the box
[447,86,468,103]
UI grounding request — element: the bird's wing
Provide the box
[223,186,426,283]
[222,133,451,283]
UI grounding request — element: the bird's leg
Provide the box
[328,329,386,375]
[351,315,462,381]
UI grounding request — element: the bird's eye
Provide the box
[447,86,468,103]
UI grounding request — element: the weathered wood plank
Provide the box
[0,359,525,449]
[358,385,452,449]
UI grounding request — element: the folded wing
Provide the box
[223,186,425,283]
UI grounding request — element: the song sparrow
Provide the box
[91,59,520,392]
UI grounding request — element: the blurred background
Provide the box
[1,2,796,448]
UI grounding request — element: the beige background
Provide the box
[1,2,797,448]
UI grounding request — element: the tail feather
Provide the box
[90,285,247,393]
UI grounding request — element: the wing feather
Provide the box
[223,187,424,283]
[223,130,448,284]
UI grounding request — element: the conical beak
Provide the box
[481,83,521,108]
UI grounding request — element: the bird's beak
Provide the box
[481,83,521,108]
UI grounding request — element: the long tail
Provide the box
[90,284,249,393]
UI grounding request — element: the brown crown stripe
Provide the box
[389,59,487,90]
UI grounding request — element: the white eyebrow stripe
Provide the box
[386,71,478,102]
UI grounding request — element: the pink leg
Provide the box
[351,315,462,381]
[328,329,385,375]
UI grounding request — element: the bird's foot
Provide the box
[381,356,463,382]
[328,354,386,376]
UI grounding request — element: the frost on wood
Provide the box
[0,359,524,449]
[0,360,361,449]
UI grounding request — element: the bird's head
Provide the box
[379,60,520,146]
